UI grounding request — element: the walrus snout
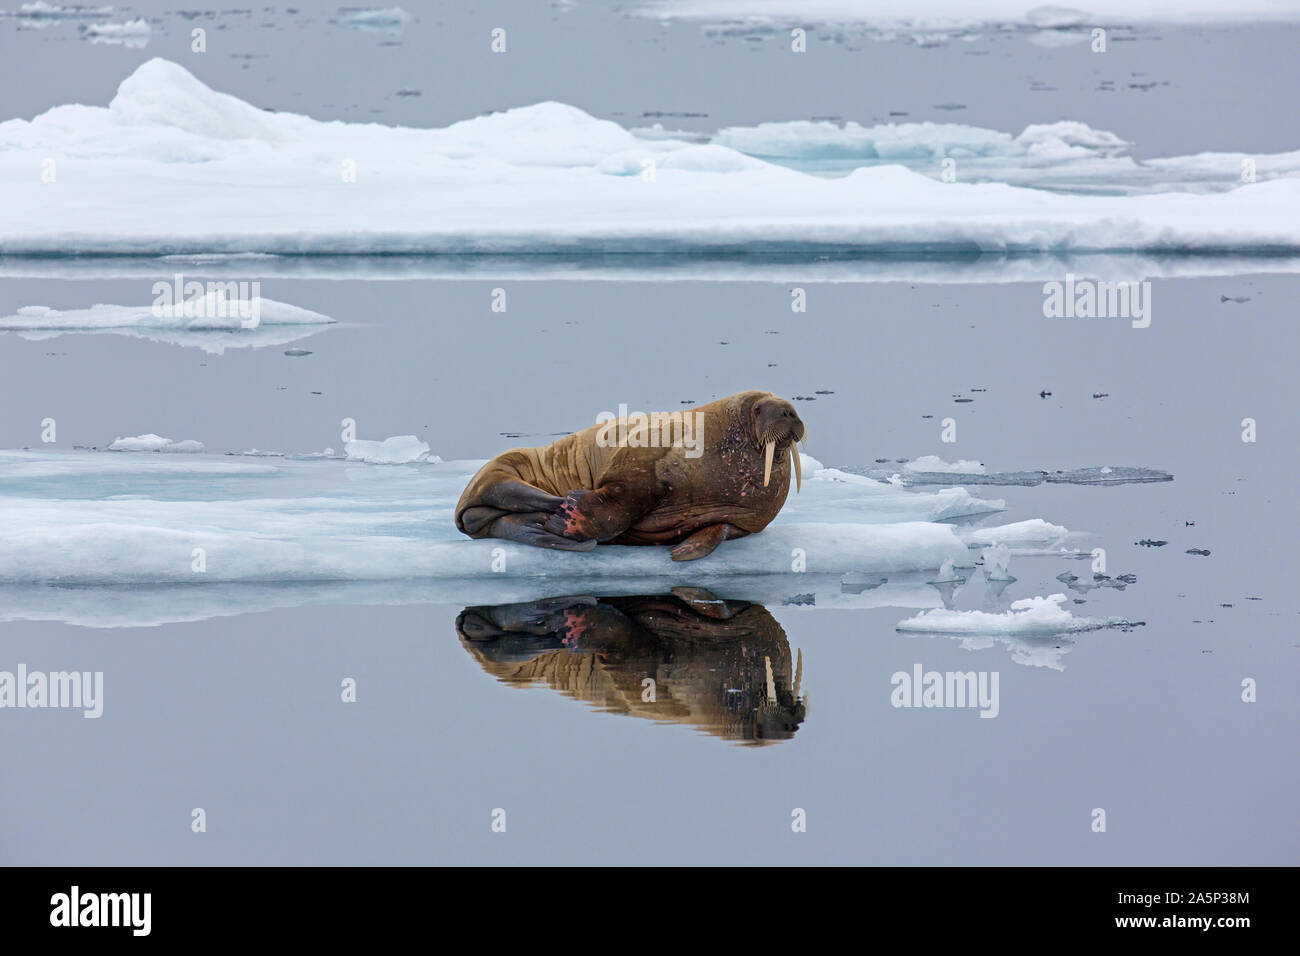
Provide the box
[751,395,807,492]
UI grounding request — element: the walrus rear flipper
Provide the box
[542,447,668,543]
[477,511,597,551]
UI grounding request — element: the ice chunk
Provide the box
[107,434,205,453]
[343,436,435,464]
[0,296,335,354]
[960,519,1069,550]
[980,544,1015,581]
[904,455,985,475]
[334,6,410,32]
[897,593,1123,635]
[83,18,150,47]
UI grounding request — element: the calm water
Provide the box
[1,5,1297,865]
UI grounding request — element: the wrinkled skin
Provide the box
[455,589,808,745]
[455,390,806,561]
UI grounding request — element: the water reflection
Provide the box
[456,588,807,746]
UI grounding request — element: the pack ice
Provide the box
[2,59,1298,255]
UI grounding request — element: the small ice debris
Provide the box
[929,558,965,585]
[980,544,1015,581]
[1026,6,1088,29]
[782,593,815,606]
[82,18,151,47]
[334,6,410,32]
[841,571,886,594]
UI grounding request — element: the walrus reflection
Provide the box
[456,588,807,745]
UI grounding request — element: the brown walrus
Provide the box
[455,589,807,745]
[454,390,806,561]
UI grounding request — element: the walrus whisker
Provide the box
[763,440,775,488]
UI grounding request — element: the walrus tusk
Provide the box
[764,655,776,703]
[791,445,802,492]
[794,648,803,699]
[763,440,775,487]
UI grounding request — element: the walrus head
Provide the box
[748,393,807,492]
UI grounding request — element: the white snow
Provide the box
[343,436,436,464]
[903,455,986,475]
[2,60,1298,255]
[897,593,1115,634]
[107,434,205,453]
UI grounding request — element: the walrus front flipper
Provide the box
[670,523,746,562]
[485,512,597,552]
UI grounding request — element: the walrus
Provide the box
[455,589,807,744]
[454,390,806,561]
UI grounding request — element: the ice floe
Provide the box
[107,434,205,453]
[0,296,335,354]
[0,448,1034,589]
[344,435,437,464]
[897,592,1133,635]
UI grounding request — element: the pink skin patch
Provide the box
[552,494,596,540]
[560,609,588,646]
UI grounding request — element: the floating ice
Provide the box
[3,3,116,19]
[980,544,1015,581]
[107,434,205,453]
[897,593,1124,635]
[3,60,1299,255]
[960,519,1070,552]
[343,436,436,464]
[904,455,986,475]
[0,296,335,354]
[82,17,150,47]
[333,6,410,32]
[0,449,1064,589]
